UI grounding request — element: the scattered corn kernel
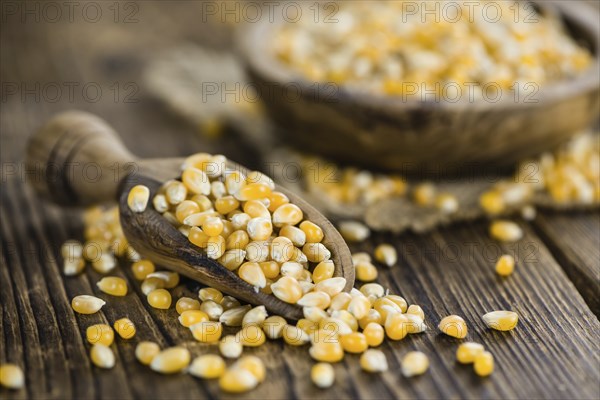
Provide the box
[237,325,266,347]
[363,322,385,347]
[482,311,519,331]
[0,364,24,389]
[220,335,243,359]
[179,310,210,327]
[131,260,155,280]
[147,289,172,309]
[96,276,128,296]
[90,344,115,369]
[113,318,136,339]
[176,297,201,314]
[438,315,468,339]
[355,261,378,282]
[189,354,226,379]
[338,221,370,242]
[495,255,516,277]
[219,368,258,393]
[135,341,160,365]
[86,324,114,346]
[150,347,191,374]
[490,220,523,242]
[401,351,429,377]
[127,185,150,212]
[456,342,485,364]
[340,332,368,354]
[473,351,494,377]
[374,244,397,267]
[360,349,388,373]
[311,363,335,388]
[71,295,105,314]
[263,315,287,339]
[190,321,223,343]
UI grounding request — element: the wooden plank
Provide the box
[533,212,600,316]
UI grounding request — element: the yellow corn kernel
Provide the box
[71,295,105,314]
[401,351,429,377]
[347,296,371,320]
[438,315,468,339]
[246,240,270,263]
[407,305,425,321]
[178,310,210,327]
[297,292,331,309]
[219,368,258,393]
[91,253,116,274]
[63,257,85,276]
[299,221,324,243]
[175,200,200,224]
[289,246,308,263]
[270,237,293,264]
[226,230,250,250]
[482,311,519,331]
[127,185,150,213]
[271,276,303,304]
[233,355,266,382]
[358,309,383,330]
[191,321,223,343]
[352,252,371,265]
[96,276,127,297]
[219,305,251,326]
[0,364,24,389]
[314,277,346,297]
[131,260,155,280]
[309,341,344,363]
[311,362,335,388]
[319,318,352,336]
[207,235,226,259]
[141,277,165,296]
[219,249,246,271]
[90,344,115,369]
[242,306,268,328]
[190,194,213,212]
[215,196,240,215]
[113,318,136,339]
[243,199,270,219]
[263,315,287,339]
[413,182,436,206]
[211,181,227,199]
[279,226,306,248]
[385,313,410,340]
[456,342,485,364]
[436,193,459,214]
[480,191,505,215]
[473,351,494,377]
[271,203,302,227]
[297,318,319,335]
[331,310,359,332]
[220,295,241,311]
[198,287,224,303]
[147,271,179,289]
[495,255,515,277]
[329,292,352,311]
[283,325,310,346]
[62,239,83,259]
[86,324,114,346]
[258,261,280,280]
[490,220,523,242]
[135,341,160,365]
[189,354,226,379]
[355,261,378,282]
[176,297,201,314]
[360,349,388,373]
[220,335,243,359]
[150,347,191,374]
[311,261,333,284]
[374,244,397,267]
[340,332,368,354]
[245,218,272,242]
[338,221,370,242]
[236,182,272,202]
[188,227,210,248]
[147,289,172,310]
[405,314,427,333]
[152,193,169,213]
[201,217,223,238]
[267,191,289,212]
[363,322,385,347]
[385,295,408,313]
[238,262,267,289]
[182,167,210,195]
[165,181,188,205]
[236,325,266,347]
[200,300,224,320]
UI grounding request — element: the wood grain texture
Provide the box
[1,2,599,399]
[533,212,600,316]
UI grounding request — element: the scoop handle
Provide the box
[26,111,137,206]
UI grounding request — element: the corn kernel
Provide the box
[355,261,378,282]
[141,276,165,295]
[236,182,272,201]
[147,289,172,309]
[147,271,180,289]
[480,191,505,215]
[271,276,303,304]
[436,193,459,214]
[385,313,410,340]
[219,305,251,326]
[314,277,346,297]
[199,287,224,303]
[165,181,188,205]
[150,347,191,374]
[188,227,210,248]
[283,325,310,346]
[401,351,429,377]
[207,235,226,259]
[413,183,436,206]
[189,354,226,379]
[179,310,210,327]
[176,297,201,314]
[135,341,160,365]
[215,196,240,215]
[309,341,344,363]
[96,276,127,296]
[311,363,335,388]
[219,368,258,393]
[363,322,385,347]
[360,349,388,373]
[329,292,352,311]
[243,199,270,219]
[190,321,223,343]
[347,296,371,320]
[182,167,210,195]
[202,217,224,237]
[340,332,368,353]
[63,257,85,276]
[218,335,243,359]
[374,244,397,267]
[0,364,24,389]
[300,221,324,243]
[490,220,523,242]
[456,342,485,364]
[233,355,266,382]
[175,200,200,223]
[131,259,155,280]
[297,291,331,309]
[238,262,267,289]
[407,305,425,320]
[331,310,359,331]
[90,344,115,369]
[263,315,287,339]
[220,295,241,311]
[338,221,370,242]
[279,225,306,247]
[242,306,268,327]
[495,255,515,277]
[482,310,519,331]
[127,185,150,212]
[91,253,116,274]
[152,194,169,213]
[86,324,114,346]
[473,351,494,377]
[113,318,136,339]
[200,300,224,320]
[272,203,303,227]
[237,325,266,347]
[438,315,468,339]
[71,295,105,314]
[226,230,250,250]
[245,241,269,262]
[358,309,383,330]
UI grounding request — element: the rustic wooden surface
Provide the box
[1,2,599,399]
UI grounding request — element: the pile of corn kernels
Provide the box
[1,153,523,392]
[274,1,592,97]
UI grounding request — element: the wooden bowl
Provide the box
[238,2,600,175]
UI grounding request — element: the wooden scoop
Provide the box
[26,111,354,320]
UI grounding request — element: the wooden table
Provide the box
[1,2,599,399]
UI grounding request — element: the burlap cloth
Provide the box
[144,45,599,233]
